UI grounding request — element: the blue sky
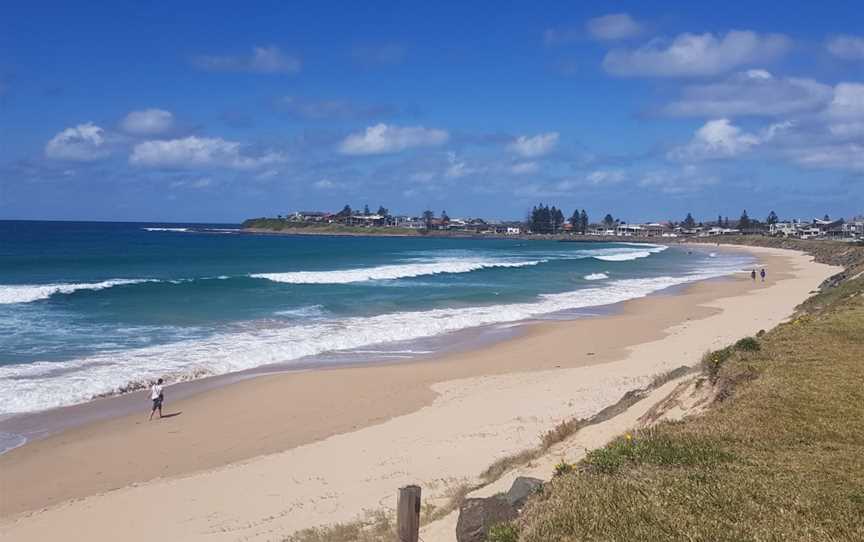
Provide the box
[1,1,863,223]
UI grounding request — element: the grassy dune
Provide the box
[514,246,864,541]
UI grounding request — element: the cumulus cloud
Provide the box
[508,132,559,158]
[661,70,832,117]
[586,13,643,41]
[339,123,449,155]
[603,30,790,77]
[826,35,864,60]
[192,46,300,74]
[45,122,111,161]
[121,108,175,135]
[668,118,792,161]
[129,136,286,169]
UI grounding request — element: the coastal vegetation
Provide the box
[501,241,864,541]
[281,239,864,541]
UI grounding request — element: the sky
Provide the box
[1,1,863,224]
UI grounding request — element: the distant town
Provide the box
[243,204,864,241]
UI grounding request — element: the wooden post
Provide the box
[397,485,421,542]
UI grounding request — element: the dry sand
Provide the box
[0,247,838,541]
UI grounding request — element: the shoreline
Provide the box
[0,247,837,540]
[0,244,725,448]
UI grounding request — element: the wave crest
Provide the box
[0,279,156,305]
[251,259,545,284]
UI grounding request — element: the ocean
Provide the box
[0,220,752,421]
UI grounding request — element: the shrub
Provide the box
[734,336,761,352]
[583,429,732,474]
[488,523,520,542]
[701,347,733,382]
[553,460,573,477]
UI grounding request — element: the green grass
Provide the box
[512,271,864,541]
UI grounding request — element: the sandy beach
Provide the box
[0,246,839,541]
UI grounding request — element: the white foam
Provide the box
[0,279,156,305]
[0,265,744,415]
[143,227,189,232]
[584,273,609,280]
[251,259,545,284]
[594,251,653,261]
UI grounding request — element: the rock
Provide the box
[456,496,518,542]
[505,476,544,509]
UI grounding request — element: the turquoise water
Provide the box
[0,221,751,415]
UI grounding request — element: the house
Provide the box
[615,223,643,236]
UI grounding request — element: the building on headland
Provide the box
[272,210,862,240]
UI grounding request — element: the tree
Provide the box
[683,213,696,229]
[569,209,580,227]
[337,204,352,217]
[823,214,830,221]
[766,210,778,225]
[441,210,450,223]
[739,210,751,231]
[603,214,615,228]
[717,214,723,227]
[552,207,565,233]
[579,210,589,233]
[377,206,389,217]
[422,210,435,231]
[724,216,730,228]
[363,204,371,216]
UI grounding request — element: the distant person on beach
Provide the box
[760,268,766,282]
[149,378,164,420]
[751,269,756,281]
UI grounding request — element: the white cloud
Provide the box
[586,13,643,41]
[45,122,111,161]
[793,143,864,171]
[586,169,626,184]
[339,123,449,155]
[130,136,285,169]
[192,46,300,74]
[510,161,539,175]
[445,152,472,178]
[662,70,832,117]
[826,35,864,60]
[827,83,864,137]
[668,118,792,161]
[639,165,719,194]
[508,132,559,158]
[604,30,790,77]
[121,108,175,135]
[314,178,344,189]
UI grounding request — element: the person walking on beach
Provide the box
[149,378,164,420]
[760,268,766,282]
[751,269,756,281]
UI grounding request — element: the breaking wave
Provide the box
[0,279,157,305]
[0,266,742,415]
[251,259,545,284]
